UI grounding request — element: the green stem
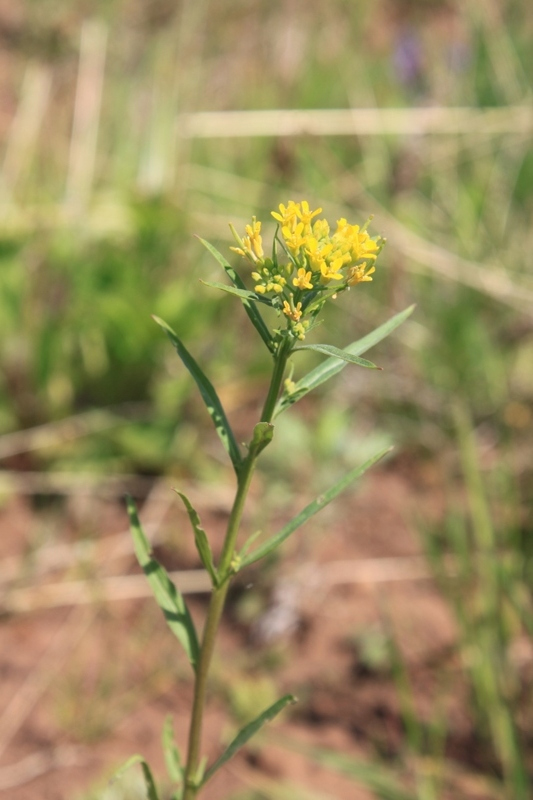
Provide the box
[182,345,289,799]
[260,340,290,423]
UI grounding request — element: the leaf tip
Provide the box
[126,494,137,517]
[288,694,298,705]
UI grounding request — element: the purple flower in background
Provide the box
[393,27,424,89]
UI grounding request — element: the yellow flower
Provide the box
[335,220,379,262]
[320,255,344,282]
[282,221,307,255]
[282,300,303,321]
[244,217,264,260]
[271,201,300,227]
[293,268,313,290]
[295,200,322,225]
[347,262,376,285]
[229,218,264,264]
[312,218,330,239]
[273,201,324,258]
[305,237,333,272]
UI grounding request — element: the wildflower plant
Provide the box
[122,201,414,799]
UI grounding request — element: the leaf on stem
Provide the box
[294,343,380,369]
[153,315,243,476]
[162,716,184,787]
[175,490,218,587]
[112,755,161,800]
[276,305,415,416]
[127,496,200,673]
[200,280,274,307]
[240,447,392,567]
[201,695,297,785]
[198,237,275,352]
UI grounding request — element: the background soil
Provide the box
[0,459,494,800]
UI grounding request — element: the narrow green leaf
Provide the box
[294,343,379,369]
[198,237,274,352]
[241,448,391,567]
[238,529,263,560]
[202,695,297,785]
[276,305,415,416]
[195,756,209,786]
[127,496,200,672]
[162,716,183,787]
[200,279,273,307]
[112,755,161,800]
[153,315,242,475]
[249,421,274,456]
[175,490,218,587]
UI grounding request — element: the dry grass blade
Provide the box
[2,553,438,616]
[321,193,533,316]
[65,19,108,214]
[0,62,52,202]
[0,405,146,459]
[0,469,156,497]
[383,215,533,315]
[316,555,432,586]
[178,106,533,139]
[4,569,211,614]
[0,745,83,790]
[0,477,232,587]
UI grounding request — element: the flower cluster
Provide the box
[230,201,383,340]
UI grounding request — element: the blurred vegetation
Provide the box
[1,0,533,798]
[0,1,531,477]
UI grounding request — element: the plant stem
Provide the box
[260,340,290,423]
[182,345,289,799]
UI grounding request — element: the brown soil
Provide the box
[0,460,505,800]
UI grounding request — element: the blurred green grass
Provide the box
[1,1,532,798]
[1,1,531,472]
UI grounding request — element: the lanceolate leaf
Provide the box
[240,447,392,568]
[276,305,415,416]
[153,315,243,476]
[294,343,380,369]
[202,695,297,785]
[127,496,200,673]
[162,716,183,787]
[198,237,274,353]
[112,755,161,800]
[201,280,273,307]
[175,490,218,587]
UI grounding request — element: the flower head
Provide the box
[229,217,264,264]
[282,299,303,322]
[292,268,313,290]
[230,202,383,342]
